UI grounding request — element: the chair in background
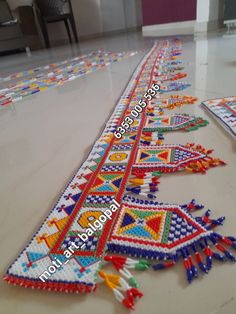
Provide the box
[16,5,42,51]
[33,0,78,48]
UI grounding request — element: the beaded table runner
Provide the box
[202,96,236,139]
[0,50,138,107]
[4,40,235,310]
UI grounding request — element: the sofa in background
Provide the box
[0,0,29,54]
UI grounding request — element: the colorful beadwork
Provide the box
[143,114,209,132]
[202,96,236,139]
[4,39,169,294]
[160,82,191,93]
[133,143,225,174]
[147,95,198,115]
[3,39,235,310]
[108,195,236,283]
[0,50,138,107]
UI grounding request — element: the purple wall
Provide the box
[142,0,197,26]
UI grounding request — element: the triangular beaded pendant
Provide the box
[143,114,209,133]
[133,143,225,174]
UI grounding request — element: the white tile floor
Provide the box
[0,31,236,314]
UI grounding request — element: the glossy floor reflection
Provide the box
[0,31,236,314]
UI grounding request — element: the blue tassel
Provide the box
[217,216,225,224]
[191,244,208,274]
[224,250,236,262]
[181,199,204,212]
[213,234,236,248]
[186,269,193,283]
[146,193,157,199]
[227,236,236,242]
[212,252,225,261]
[126,186,141,194]
[206,256,212,270]
[198,242,212,271]
[196,203,204,210]
[212,216,225,226]
[153,263,165,270]
[186,248,198,278]
[191,264,198,278]
[141,140,151,145]
[198,261,208,273]
[181,250,193,283]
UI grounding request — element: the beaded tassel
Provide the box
[153,231,236,283]
[104,255,149,287]
[99,270,143,310]
[195,209,225,230]
[140,133,164,146]
[185,143,226,173]
[154,72,187,82]
[153,233,236,283]
[126,171,161,198]
[181,199,204,212]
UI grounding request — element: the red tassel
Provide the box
[122,298,135,310]
[126,287,143,303]
[104,255,126,271]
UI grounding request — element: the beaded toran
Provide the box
[3,39,235,310]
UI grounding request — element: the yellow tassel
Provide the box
[98,270,121,290]
[128,178,144,185]
[141,135,152,141]
[186,166,193,172]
